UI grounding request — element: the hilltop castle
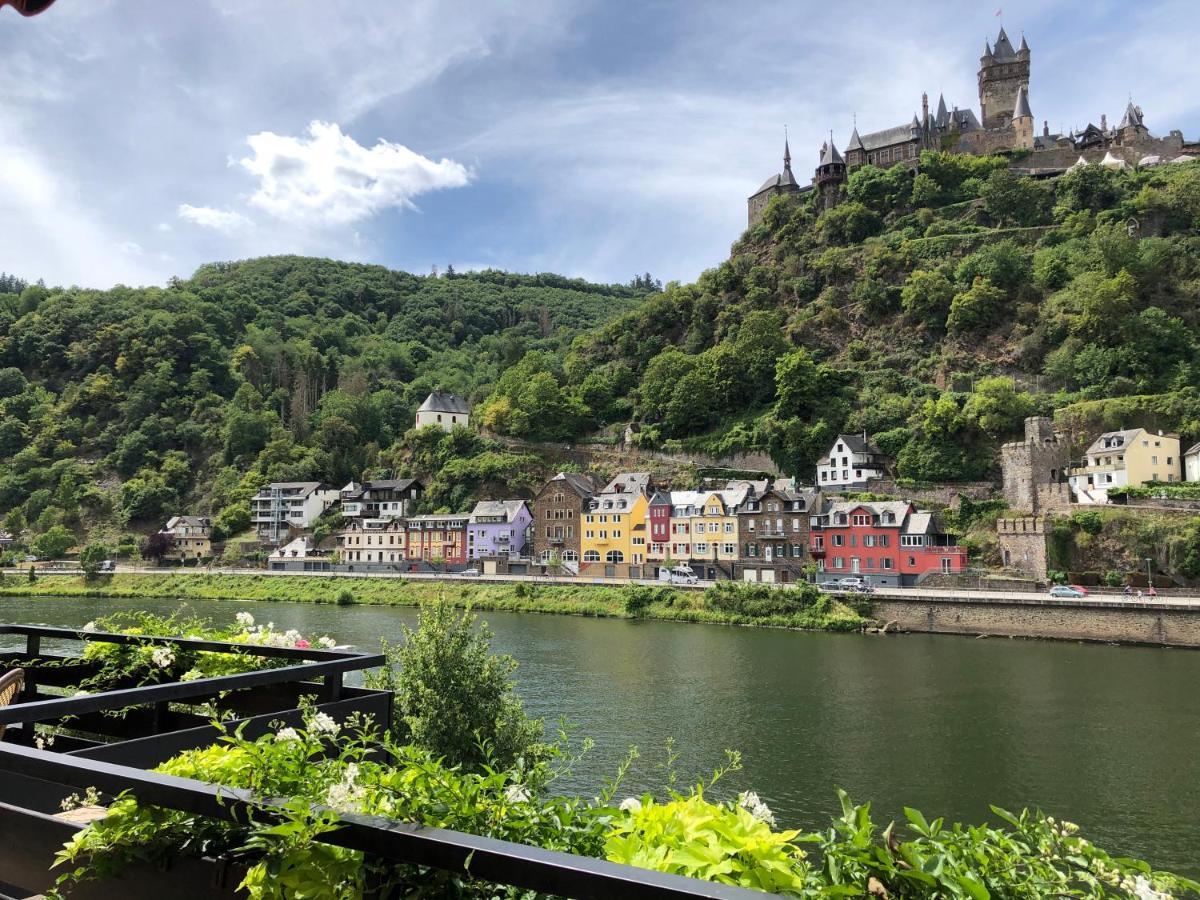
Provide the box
[748,27,1198,226]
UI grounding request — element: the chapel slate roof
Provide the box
[418,391,470,415]
[992,27,1017,60]
[852,123,918,152]
[1184,442,1200,456]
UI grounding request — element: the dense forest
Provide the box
[484,154,1200,479]
[0,257,647,547]
[2,155,1199,555]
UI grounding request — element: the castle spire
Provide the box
[1014,85,1032,120]
[783,126,791,171]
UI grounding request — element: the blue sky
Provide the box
[2,0,1198,289]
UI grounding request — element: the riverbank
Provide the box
[0,572,868,632]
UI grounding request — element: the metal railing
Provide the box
[0,742,772,899]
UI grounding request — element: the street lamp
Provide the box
[1145,558,1153,590]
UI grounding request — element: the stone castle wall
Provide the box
[872,595,1200,647]
[1001,416,1070,513]
[861,477,995,507]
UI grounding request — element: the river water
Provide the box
[3,594,1198,875]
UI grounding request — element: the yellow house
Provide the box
[1069,428,1182,503]
[581,473,651,565]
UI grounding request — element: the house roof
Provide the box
[1184,442,1200,456]
[600,472,651,496]
[1084,429,1144,454]
[545,471,597,499]
[255,482,326,497]
[418,391,470,415]
[165,515,210,529]
[902,512,935,536]
[469,500,528,523]
[825,500,912,521]
[829,433,884,456]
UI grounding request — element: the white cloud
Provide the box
[177,203,254,233]
[236,121,471,227]
[155,222,172,233]
[117,241,143,256]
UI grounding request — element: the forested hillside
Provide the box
[484,153,1200,479]
[0,256,646,544]
[3,156,1200,555]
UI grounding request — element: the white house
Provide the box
[1068,428,1182,504]
[1185,442,1200,482]
[339,478,423,520]
[415,391,470,432]
[816,433,890,491]
[251,482,339,543]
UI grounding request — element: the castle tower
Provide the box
[978,27,1030,129]
[814,137,846,213]
[1012,85,1034,149]
[747,135,802,226]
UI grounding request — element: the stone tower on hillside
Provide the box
[1012,85,1035,150]
[1000,416,1070,514]
[746,137,802,226]
[978,27,1030,129]
[814,137,846,212]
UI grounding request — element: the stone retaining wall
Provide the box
[872,595,1200,647]
[863,478,996,506]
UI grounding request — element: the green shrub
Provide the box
[364,600,542,771]
[1071,510,1104,535]
[335,589,354,606]
[704,581,819,617]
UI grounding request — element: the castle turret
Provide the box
[747,135,802,227]
[1012,85,1034,149]
[979,26,1030,129]
[814,136,846,213]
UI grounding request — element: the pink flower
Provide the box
[294,639,310,649]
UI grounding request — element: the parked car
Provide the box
[461,567,480,577]
[1068,584,1090,596]
[99,560,116,573]
[837,577,867,590]
[1049,585,1087,599]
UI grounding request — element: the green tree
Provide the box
[80,542,112,579]
[900,269,954,329]
[32,524,74,560]
[980,169,1048,226]
[947,278,1007,333]
[963,377,1037,439]
[365,600,542,771]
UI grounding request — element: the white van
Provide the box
[659,565,698,585]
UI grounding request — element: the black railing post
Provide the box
[325,670,343,702]
[22,634,39,703]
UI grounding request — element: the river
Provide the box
[3,593,1198,876]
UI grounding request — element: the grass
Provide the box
[0,573,869,632]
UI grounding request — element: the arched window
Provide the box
[539,550,552,563]
[606,550,624,564]
[583,550,600,562]
[562,550,579,562]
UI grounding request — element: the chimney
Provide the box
[1101,113,1108,131]
[1043,120,1049,137]
[921,92,929,121]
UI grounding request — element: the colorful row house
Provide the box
[531,472,599,567]
[580,473,650,575]
[340,518,407,566]
[646,486,748,581]
[404,513,469,565]
[735,481,818,583]
[809,500,965,586]
[467,500,531,560]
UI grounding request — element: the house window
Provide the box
[792,545,803,557]
[882,558,893,570]
[606,550,624,563]
[907,556,916,566]
[832,557,844,569]
[696,542,709,554]
[723,543,735,555]
[724,522,733,534]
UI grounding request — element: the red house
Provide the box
[809,500,965,586]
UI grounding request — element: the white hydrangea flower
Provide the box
[275,727,301,742]
[84,621,97,631]
[307,711,340,737]
[619,797,642,813]
[283,629,303,645]
[504,783,532,805]
[325,763,365,813]
[737,791,777,828]
[235,611,255,627]
[1131,876,1174,900]
[150,646,175,669]
[317,636,336,649]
